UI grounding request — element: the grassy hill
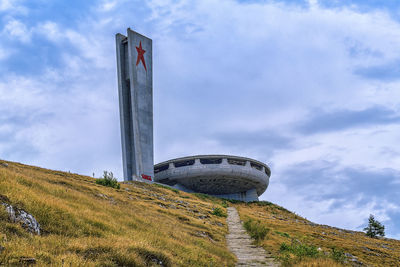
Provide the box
[0,160,234,266]
[0,159,399,266]
[236,202,400,266]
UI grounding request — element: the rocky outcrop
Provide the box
[0,195,40,235]
[0,162,8,167]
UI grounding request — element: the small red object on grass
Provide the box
[141,174,152,181]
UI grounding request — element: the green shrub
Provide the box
[275,230,290,238]
[279,241,319,258]
[211,207,227,217]
[96,171,120,189]
[279,242,347,265]
[280,242,290,252]
[243,218,269,242]
[330,247,346,263]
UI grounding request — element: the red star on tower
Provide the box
[135,41,147,71]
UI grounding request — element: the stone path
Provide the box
[226,207,279,267]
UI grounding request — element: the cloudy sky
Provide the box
[1,0,400,238]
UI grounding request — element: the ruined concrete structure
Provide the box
[154,155,270,202]
[116,29,153,181]
[116,29,271,201]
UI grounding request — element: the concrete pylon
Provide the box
[116,28,153,182]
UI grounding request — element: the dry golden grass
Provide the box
[294,258,345,267]
[235,201,400,266]
[2,159,400,266]
[0,160,235,266]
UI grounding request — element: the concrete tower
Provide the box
[116,29,153,181]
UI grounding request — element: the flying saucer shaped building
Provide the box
[154,155,271,202]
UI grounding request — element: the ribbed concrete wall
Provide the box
[154,155,271,202]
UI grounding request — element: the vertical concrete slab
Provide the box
[116,28,154,181]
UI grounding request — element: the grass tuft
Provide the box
[135,247,171,267]
[279,241,319,258]
[243,218,269,242]
[330,247,346,263]
[95,171,120,189]
[193,193,212,201]
[154,183,180,194]
[275,230,290,238]
[211,207,227,217]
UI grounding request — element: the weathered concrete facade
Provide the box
[116,29,154,181]
[154,155,271,202]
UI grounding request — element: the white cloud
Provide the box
[35,20,114,70]
[0,0,26,13]
[271,124,400,173]
[308,0,318,8]
[98,0,118,12]
[0,44,11,60]
[3,19,31,43]
[34,21,63,43]
[0,0,12,10]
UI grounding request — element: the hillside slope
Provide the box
[235,202,400,266]
[0,160,234,266]
[0,159,399,266]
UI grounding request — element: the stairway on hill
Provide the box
[226,207,279,267]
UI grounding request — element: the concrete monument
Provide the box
[116,29,153,181]
[115,29,271,201]
[154,155,271,202]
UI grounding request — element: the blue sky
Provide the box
[1,0,400,239]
